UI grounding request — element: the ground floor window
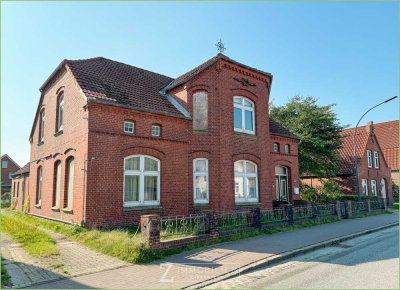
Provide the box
[371,180,377,196]
[36,166,43,205]
[362,179,368,195]
[193,158,209,203]
[275,166,289,201]
[64,157,75,209]
[234,160,258,203]
[124,155,160,206]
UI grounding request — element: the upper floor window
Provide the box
[39,110,45,143]
[373,151,379,168]
[8,172,14,179]
[151,125,161,137]
[367,150,372,168]
[284,144,290,154]
[124,121,135,134]
[233,97,255,134]
[234,160,258,203]
[273,143,280,153]
[193,158,209,203]
[56,94,64,132]
[2,160,8,168]
[124,155,160,206]
[193,92,208,131]
[362,179,368,195]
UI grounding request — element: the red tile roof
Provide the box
[373,120,399,169]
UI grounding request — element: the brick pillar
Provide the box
[345,200,352,219]
[335,201,342,219]
[207,212,219,239]
[285,205,294,225]
[251,208,261,229]
[140,214,161,249]
[366,200,371,213]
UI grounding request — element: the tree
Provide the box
[270,96,344,178]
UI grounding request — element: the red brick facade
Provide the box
[1,155,20,195]
[26,55,300,227]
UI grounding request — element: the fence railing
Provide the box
[142,199,387,250]
[160,213,208,241]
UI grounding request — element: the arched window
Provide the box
[124,155,160,206]
[193,158,209,203]
[36,166,43,205]
[233,97,255,134]
[53,161,62,208]
[234,160,258,203]
[39,109,45,143]
[275,166,288,201]
[64,157,75,209]
[56,94,64,132]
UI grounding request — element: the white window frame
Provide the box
[367,150,372,168]
[284,144,290,154]
[234,160,259,203]
[57,95,64,132]
[8,172,13,179]
[124,121,135,134]
[123,155,160,207]
[233,96,255,135]
[151,125,161,137]
[273,143,279,152]
[373,151,379,168]
[193,158,209,204]
[362,179,368,196]
[2,160,8,168]
[371,180,377,196]
[37,167,43,206]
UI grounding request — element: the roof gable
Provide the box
[1,154,21,169]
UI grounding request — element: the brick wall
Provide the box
[1,156,20,194]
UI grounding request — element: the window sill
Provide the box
[62,208,73,214]
[123,132,135,135]
[193,130,208,135]
[235,202,262,207]
[54,130,63,137]
[123,205,162,212]
[37,141,44,146]
[34,204,41,209]
[234,132,257,138]
[51,207,60,212]
[194,203,210,208]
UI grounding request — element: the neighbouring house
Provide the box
[371,120,399,187]
[301,121,393,204]
[1,154,20,195]
[26,53,300,227]
[11,163,30,210]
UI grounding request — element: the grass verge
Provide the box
[1,257,11,287]
[1,214,59,257]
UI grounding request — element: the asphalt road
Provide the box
[207,226,399,289]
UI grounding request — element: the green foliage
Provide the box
[270,96,344,178]
[301,180,343,203]
[392,183,399,202]
[1,192,11,208]
[1,213,59,257]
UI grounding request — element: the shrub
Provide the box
[301,179,343,203]
[300,183,319,203]
[1,192,11,208]
[392,183,399,202]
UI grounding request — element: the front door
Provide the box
[275,166,289,201]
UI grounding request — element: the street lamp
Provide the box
[352,96,398,201]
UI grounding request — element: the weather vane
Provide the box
[215,39,226,53]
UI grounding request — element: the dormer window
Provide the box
[233,96,255,135]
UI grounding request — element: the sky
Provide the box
[1,1,398,166]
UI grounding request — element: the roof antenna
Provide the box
[215,39,226,53]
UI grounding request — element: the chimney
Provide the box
[366,121,374,134]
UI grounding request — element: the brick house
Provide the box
[371,120,399,187]
[27,54,300,227]
[11,163,30,210]
[1,154,20,195]
[301,121,392,204]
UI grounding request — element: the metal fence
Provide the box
[216,210,253,231]
[293,205,314,220]
[314,203,336,217]
[260,208,286,225]
[160,213,208,240]
[352,201,367,213]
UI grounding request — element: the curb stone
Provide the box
[187,222,399,289]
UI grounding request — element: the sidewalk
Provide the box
[33,212,398,289]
